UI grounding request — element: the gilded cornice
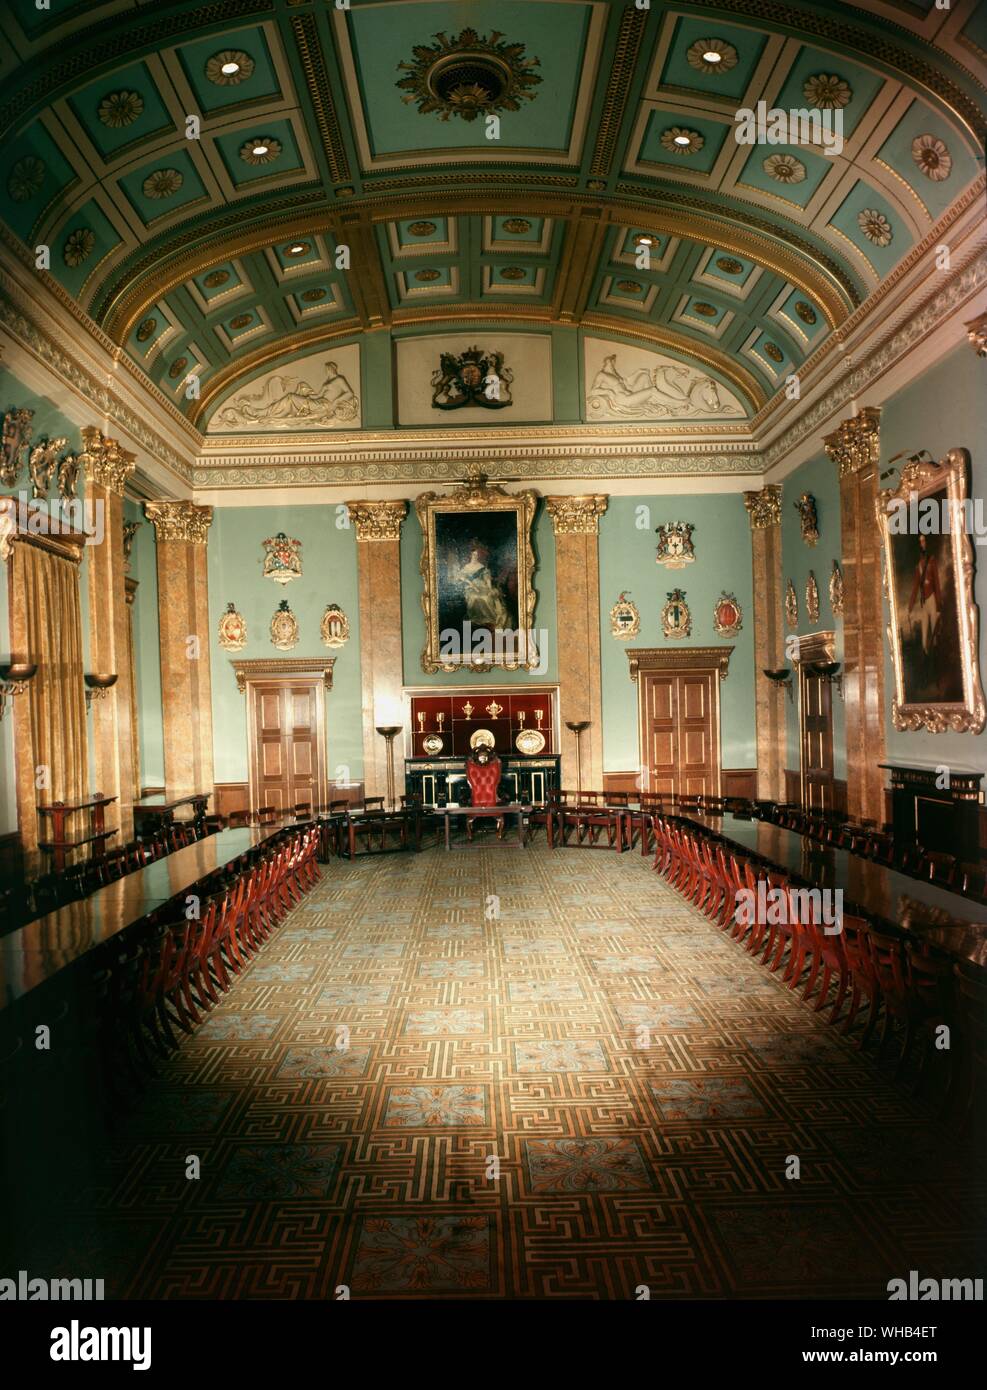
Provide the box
[823,406,882,479]
[290,12,350,185]
[144,500,213,543]
[346,499,408,542]
[80,427,136,496]
[589,4,648,179]
[627,646,734,682]
[743,485,783,529]
[231,657,335,694]
[545,495,609,535]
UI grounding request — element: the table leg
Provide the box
[444,814,450,851]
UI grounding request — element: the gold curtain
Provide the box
[10,540,89,853]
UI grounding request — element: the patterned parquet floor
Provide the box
[27,843,987,1298]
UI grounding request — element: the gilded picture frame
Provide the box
[877,447,985,734]
[416,467,539,673]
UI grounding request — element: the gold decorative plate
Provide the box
[469,728,496,750]
[515,728,546,755]
[422,733,444,755]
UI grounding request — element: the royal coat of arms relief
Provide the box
[655,522,696,569]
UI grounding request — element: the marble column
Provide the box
[81,428,137,842]
[143,501,214,803]
[743,484,785,801]
[347,500,408,802]
[823,406,885,824]
[545,495,608,793]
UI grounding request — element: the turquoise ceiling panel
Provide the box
[127,308,170,357]
[175,27,281,113]
[488,263,536,286]
[406,265,453,287]
[780,288,824,338]
[1,121,78,241]
[492,215,545,243]
[703,250,757,286]
[191,262,244,301]
[220,307,263,337]
[639,112,728,174]
[214,119,304,185]
[67,64,174,160]
[347,0,590,154]
[753,331,792,369]
[877,100,978,220]
[396,217,449,247]
[683,294,728,325]
[773,48,885,141]
[660,17,768,101]
[117,149,208,224]
[272,238,322,270]
[828,180,911,276]
[737,141,832,208]
[618,229,671,261]
[49,199,122,299]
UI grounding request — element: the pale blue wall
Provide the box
[400,502,558,686]
[207,506,363,785]
[598,494,757,775]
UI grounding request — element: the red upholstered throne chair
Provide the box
[465,752,504,841]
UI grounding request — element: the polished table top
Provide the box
[0,827,282,1009]
[133,792,210,811]
[679,811,987,968]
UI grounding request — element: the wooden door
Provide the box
[248,679,325,814]
[800,669,834,811]
[640,670,719,798]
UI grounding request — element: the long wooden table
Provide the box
[0,827,282,1009]
[678,811,987,969]
[133,791,210,835]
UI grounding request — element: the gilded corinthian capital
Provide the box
[743,484,782,529]
[80,426,136,496]
[545,495,609,535]
[346,499,408,541]
[823,406,882,479]
[144,500,213,544]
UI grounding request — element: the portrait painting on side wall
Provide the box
[877,448,985,733]
[416,467,539,674]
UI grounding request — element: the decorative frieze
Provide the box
[823,405,881,478]
[144,499,213,543]
[346,499,408,541]
[80,426,136,496]
[743,484,782,529]
[545,495,608,535]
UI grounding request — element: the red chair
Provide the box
[465,753,504,841]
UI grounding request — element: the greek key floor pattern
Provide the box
[30,846,987,1298]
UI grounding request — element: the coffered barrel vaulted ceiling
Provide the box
[0,0,984,439]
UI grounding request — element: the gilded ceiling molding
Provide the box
[144,500,213,544]
[290,13,350,184]
[589,4,648,179]
[545,495,609,535]
[964,310,987,357]
[627,647,733,683]
[79,426,136,496]
[346,499,408,542]
[231,657,335,694]
[822,406,882,479]
[743,485,782,529]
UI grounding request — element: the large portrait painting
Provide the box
[877,448,985,733]
[416,467,538,673]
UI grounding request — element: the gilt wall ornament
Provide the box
[57,451,81,500]
[28,438,67,500]
[794,492,819,546]
[396,28,542,124]
[743,485,782,529]
[712,591,743,637]
[610,591,640,640]
[655,521,696,569]
[829,561,845,618]
[431,347,513,410]
[661,589,692,639]
[218,601,247,652]
[1,408,34,487]
[122,521,140,568]
[320,603,350,649]
[806,571,820,626]
[785,579,798,629]
[270,599,299,651]
[262,532,302,584]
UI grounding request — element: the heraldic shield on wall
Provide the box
[655,521,696,569]
[431,347,513,410]
[262,533,302,584]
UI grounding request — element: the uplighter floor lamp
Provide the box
[565,720,591,803]
[375,725,402,810]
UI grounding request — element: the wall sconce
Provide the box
[0,660,38,721]
[374,725,402,811]
[84,672,118,708]
[811,660,844,701]
[763,668,793,704]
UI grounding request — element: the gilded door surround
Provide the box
[743,485,785,802]
[626,647,733,798]
[231,657,336,695]
[823,407,886,823]
[546,494,608,793]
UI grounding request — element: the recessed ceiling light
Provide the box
[288,243,306,255]
[674,134,692,146]
[252,143,269,157]
[703,50,722,63]
[221,61,240,75]
[634,234,655,247]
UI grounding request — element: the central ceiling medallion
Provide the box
[397,29,541,123]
